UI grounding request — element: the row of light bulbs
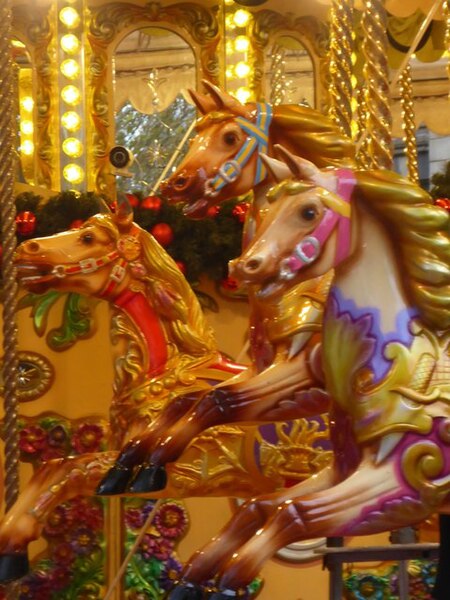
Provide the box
[59,1,85,186]
[224,1,253,104]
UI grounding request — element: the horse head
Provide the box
[15,195,142,299]
[160,80,274,218]
[231,148,355,298]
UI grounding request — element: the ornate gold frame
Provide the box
[87,1,221,194]
[251,10,329,111]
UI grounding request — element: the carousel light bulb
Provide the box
[60,34,80,54]
[61,110,81,131]
[235,61,251,78]
[233,9,251,27]
[20,96,34,112]
[234,35,250,52]
[225,14,236,29]
[61,84,81,105]
[60,59,80,80]
[59,7,80,29]
[20,140,34,155]
[235,86,251,103]
[62,137,83,158]
[20,120,34,135]
[63,163,84,184]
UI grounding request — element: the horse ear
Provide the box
[113,191,134,229]
[274,144,321,182]
[259,154,292,183]
[186,88,217,114]
[201,79,250,117]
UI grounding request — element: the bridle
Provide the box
[279,169,355,281]
[204,103,272,198]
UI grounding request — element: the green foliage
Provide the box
[430,160,450,199]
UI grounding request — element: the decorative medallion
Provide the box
[0,351,54,401]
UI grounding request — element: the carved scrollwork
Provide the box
[88,2,220,194]
[12,5,56,189]
[251,10,329,110]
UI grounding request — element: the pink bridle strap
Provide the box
[280,168,355,280]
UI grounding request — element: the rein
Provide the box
[204,103,272,198]
[279,169,355,281]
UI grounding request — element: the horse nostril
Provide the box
[25,240,40,253]
[245,258,262,272]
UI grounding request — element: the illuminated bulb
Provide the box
[59,7,80,29]
[60,59,80,79]
[225,14,236,29]
[233,9,251,27]
[234,35,250,52]
[20,120,34,135]
[20,96,34,112]
[21,140,34,155]
[61,85,81,105]
[235,61,250,78]
[235,86,251,103]
[60,34,80,55]
[62,137,83,158]
[63,163,84,184]
[61,111,81,131]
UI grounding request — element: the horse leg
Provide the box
[168,464,336,600]
[129,350,328,493]
[209,452,431,597]
[97,392,202,495]
[0,451,117,582]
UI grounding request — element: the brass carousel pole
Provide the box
[328,0,354,139]
[399,63,419,184]
[0,0,20,511]
[361,0,392,169]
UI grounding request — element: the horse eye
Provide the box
[223,131,238,146]
[80,232,95,244]
[300,206,318,222]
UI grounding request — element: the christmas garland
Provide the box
[15,190,247,287]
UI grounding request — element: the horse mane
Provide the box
[355,170,450,330]
[271,105,356,168]
[91,214,217,357]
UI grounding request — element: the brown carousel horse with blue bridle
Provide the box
[167,148,450,600]
[96,81,355,497]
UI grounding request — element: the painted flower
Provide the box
[159,556,183,590]
[47,424,68,448]
[49,566,71,590]
[345,574,389,600]
[125,507,145,531]
[70,526,98,556]
[43,505,73,537]
[71,423,104,454]
[68,496,103,530]
[19,425,47,455]
[154,502,188,539]
[18,571,51,600]
[139,534,174,561]
[52,541,75,565]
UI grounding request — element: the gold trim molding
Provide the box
[87,1,221,194]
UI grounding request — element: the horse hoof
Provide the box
[167,582,204,599]
[208,590,241,599]
[96,465,133,496]
[128,463,167,493]
[0,553,29,582]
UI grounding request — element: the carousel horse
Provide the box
[0,196,284,582]
[97,80,356,496]
[167,151,450,600]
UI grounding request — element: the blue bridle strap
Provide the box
[205,103,273,197]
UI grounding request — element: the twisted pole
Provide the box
[328,0,355,139]
[0,0,20,510]
[399,63,419,184]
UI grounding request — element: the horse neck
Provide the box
[328,201,418,379]
[112,287,168,378]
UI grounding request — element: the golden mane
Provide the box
[271,104,356,168]
[90,214,217,356]
[355,170,450,330]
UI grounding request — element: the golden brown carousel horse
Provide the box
[167,151,450,600]
[97,82,356,496]
[0,197,283,582]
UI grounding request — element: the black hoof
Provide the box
[0,553,29,582]
[208,591,241,599]
[96,465,134,496]
[128,463,167,493]
[168,582,204,600]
